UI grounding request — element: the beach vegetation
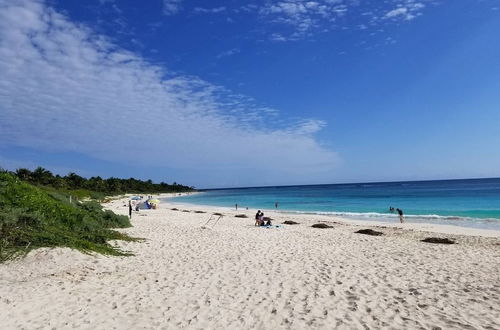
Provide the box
[0,172,135,263]
[8,166,195,198]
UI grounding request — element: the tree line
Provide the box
[5,166,195,194]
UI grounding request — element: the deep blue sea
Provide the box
[169,178,500,230]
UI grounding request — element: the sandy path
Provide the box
[1,198,499,329]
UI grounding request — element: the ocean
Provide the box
[169,178,500,230]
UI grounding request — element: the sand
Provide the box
[1,195,499,329]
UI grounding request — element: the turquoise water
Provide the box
[169,178,500,230]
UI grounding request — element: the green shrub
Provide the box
[0,172,135,262]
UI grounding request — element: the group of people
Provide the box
[255,210,272,226]
[389,206,405,223]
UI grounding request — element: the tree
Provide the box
[105,177,122,192]
[15,168,32,181]
[65,172,85,189]
[52,175,67,189]
[87,176,106,192]
[31,167,54,185]
[11,166,195,194]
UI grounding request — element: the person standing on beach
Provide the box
[128,201,133,219]
[396,208,404,223]
[235,203,238,210]
[255,210,261,226]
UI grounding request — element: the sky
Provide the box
[0,0,499,188]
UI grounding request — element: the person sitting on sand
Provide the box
[265,217,272,226]
[259,212,265,226]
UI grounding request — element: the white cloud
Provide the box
[0,0,339,186]
[259,0,341,37]
[255,0,431,41]
[163,0,183,16]
[270,33,288,42]
[216,48,240,59]
[194,7,226,14]
[385,7,409,19]
[384,2,425,21]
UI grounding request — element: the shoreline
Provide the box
[163,197,500,238]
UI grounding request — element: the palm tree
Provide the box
[65,172,85,189]
[15,168,32,181]
[31,167,54,185]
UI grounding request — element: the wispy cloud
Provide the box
[163,0,183,16]
[258,0,341,40]
[270,33,288,42]
[216,48,240,59]
[0,0,338,186]
[384,2,426,21]
[156,1,432,41]
[254,0,431,41]
[194,6,226,14]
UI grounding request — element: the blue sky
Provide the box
[0,0,499,188]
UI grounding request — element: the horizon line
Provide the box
[200,176,500,191]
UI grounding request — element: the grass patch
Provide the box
[0,172,135,263]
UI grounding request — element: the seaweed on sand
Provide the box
[311,223,333,229]
[421,237,455,244]
[283,221,299,225]
[355,229,383,236]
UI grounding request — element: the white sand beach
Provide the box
[1,196,499,329]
